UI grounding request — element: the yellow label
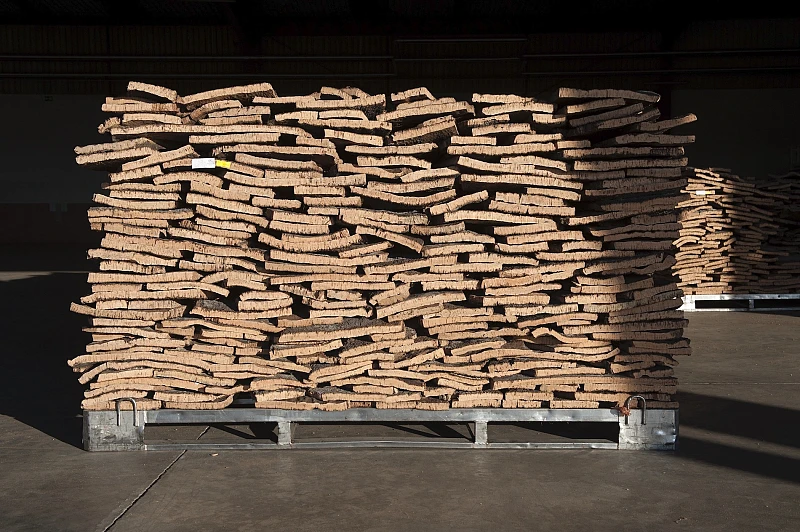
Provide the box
[215,160,232,169]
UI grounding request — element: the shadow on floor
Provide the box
[678,436,800,484]
[679,391,800,449]
[0,272,88,447]
[676,390,800,484]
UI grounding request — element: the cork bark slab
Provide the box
[72,82,695,412]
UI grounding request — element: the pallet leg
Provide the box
[618,409,678,450]
[83,410,145,451]
[474,421,489,446]
[748,299,755,310]
[277,421,294,446]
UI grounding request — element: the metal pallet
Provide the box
[681,293,800,312]
[84,398,677,451]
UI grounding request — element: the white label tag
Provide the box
[694,190,710,196]
[191,158,216,169]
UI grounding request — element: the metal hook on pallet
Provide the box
[115,398,138,427]
[623,395,647,426]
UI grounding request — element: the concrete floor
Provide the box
[1,266,799,531]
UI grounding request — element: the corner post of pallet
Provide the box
[474,420,489,446]
[618,409,678,450]
[83,410,145,451]
[276,421,295,446]
[680,295,696,311]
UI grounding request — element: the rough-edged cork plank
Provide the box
[597,133,696,147]
[391,87,435,103]
[345,143,437,155]
[568,102,645,127]
[377,101,474,123]
[206,105,272,119]
[75,137,164,156]
[447,143,556,157]
[102,102,179,114]
[75,147,160,167]
[296,94,386,115]
[189,133,280,145]
[633,113,697,133]
[109,124,307,139]
[564,146,685,159]
[121,144,199,171]
[127,81,179,102]
[556,87,660,102]
[563,97,626,116]
[324,129,384,147]
[450,135,496,146]
[460,172,582,191]
[392,116,458,145]
[279,318,404,343]
[180,82,276,109]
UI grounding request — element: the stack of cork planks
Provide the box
[676,167,800,295]
[70,81,693,412]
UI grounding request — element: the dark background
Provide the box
[1,0,799,244]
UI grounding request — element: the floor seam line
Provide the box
[101,425,209,530]
[101,450,186,532]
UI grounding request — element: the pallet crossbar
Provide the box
[84,407,678,451]
[681,293,800,312]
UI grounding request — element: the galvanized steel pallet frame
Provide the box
[680,293,800,312]
[84,400,677,451]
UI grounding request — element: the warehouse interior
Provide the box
[1,2,799,530]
